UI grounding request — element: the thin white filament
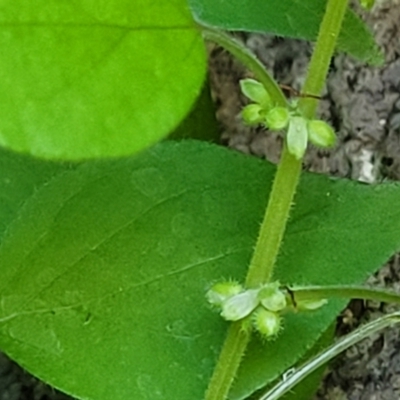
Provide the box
[258,311,400,400]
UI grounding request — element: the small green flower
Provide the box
[286,116,308,159]
[220,289,260,321]
[240,79,272,109]
[241,104,267,125]
[307,120,336,148]
[206,281,242,308]
[254,308,281,339]
[259,282,287,312]
[266,107,290,131]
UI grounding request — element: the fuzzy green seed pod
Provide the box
[265,107,290,131]
[220,289,260,321]
[254,308,281,339]
[307,120,336,148]
[239,78,272,109]
[241,104,266,125]
[259,283,287,312]
[286,116,308,160]
[206,281,243,308]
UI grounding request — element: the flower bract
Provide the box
[240,78,272,109]
[307,120,336,148]
[206,281,242,307]
[254,308,281,339]
[220,289,260,321]
[266,107,290,131]
[286,116,308,159]
[241,104,266,125]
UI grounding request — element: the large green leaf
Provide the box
[0,148,72,241]
[0,140,399,400]
[0,1,206,160]
[169,79,219,142]
[189,0,383,65]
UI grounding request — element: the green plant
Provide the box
[0,1,399,399]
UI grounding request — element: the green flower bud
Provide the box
[359,0,374,10]
[206,281,242,307]
[265,107,290,131]
[286,116,308,160]
[241,104,266,125]
[307,120,336,148]
[221,289,260,321]
[240,79,272,109]
[296,298,328,311]
[254,308,281,339]
[259,282,287,312]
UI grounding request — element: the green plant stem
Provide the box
[204,322,251,400]
[299,0,349,119]
[205,146,306,400]
[201,28,287,107]
[245,147,301,287]
[204,1,349,397]
[291,285,400,305]
[246,0,350,288]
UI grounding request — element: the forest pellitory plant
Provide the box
[203,0,400,399]
[240,78,336,159]
[207,76,336,340]
[0,0,397,399]
[207,281,327,339]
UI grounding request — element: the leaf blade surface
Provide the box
[0,141,399,399]
[0,1,206,160]
[189,0,383,64]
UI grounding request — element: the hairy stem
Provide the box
[299,0,349,118]
[204,322,251,400]
[245,146,301,286]
[203,0,349,397]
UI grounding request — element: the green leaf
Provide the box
[0,148,71,242]
[168,79,220,142]
[0,0,206,160]
[189,0,383,65]
[1,140,400,400]
[230,178,400,398]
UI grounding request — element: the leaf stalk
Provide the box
[291,285,400,306]
[201,28,287,108]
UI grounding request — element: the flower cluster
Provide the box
[240,79,336,160]
[207,281,328,339]
[206,281,286,339]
